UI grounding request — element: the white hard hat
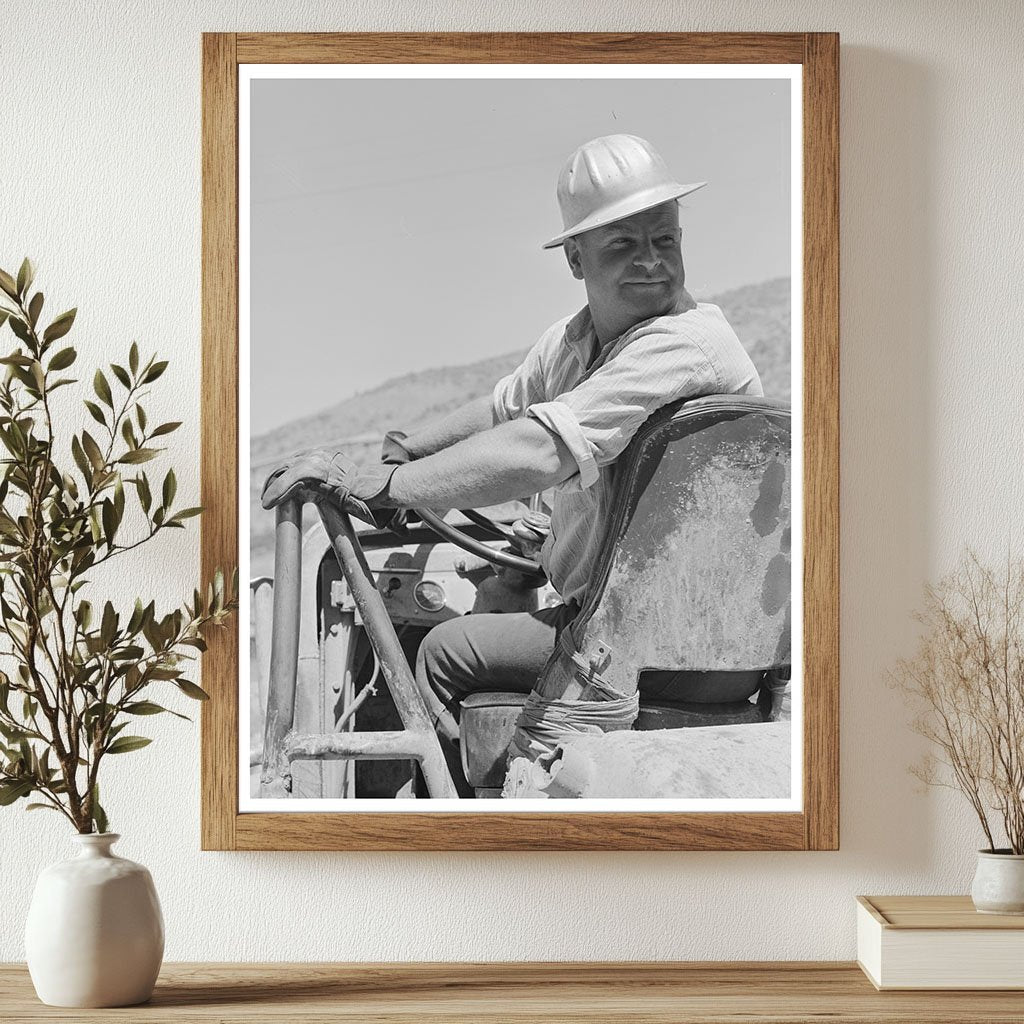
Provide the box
[542,134,706,250]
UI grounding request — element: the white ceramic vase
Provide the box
[25,833,164,1007]
[970,849,1024,915]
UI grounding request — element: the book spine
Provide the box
[855,902,883,989]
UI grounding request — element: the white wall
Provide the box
[2,0,1022,961]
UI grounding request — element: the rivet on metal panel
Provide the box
[588,639,614,674]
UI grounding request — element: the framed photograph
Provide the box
[201,32,838,850]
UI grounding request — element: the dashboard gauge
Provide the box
[413,580,446,612]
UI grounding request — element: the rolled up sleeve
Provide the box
[526,401,600,489]
[491,317,571,425]
[526,325,719,489]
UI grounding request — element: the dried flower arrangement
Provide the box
[894,551,1024,854]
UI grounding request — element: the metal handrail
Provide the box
[259,497,458,799]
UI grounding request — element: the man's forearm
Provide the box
[399,394,496,459]
[381,418,577,510]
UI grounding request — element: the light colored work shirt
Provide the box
[491,289,763,605]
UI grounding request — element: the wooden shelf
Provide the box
[3,962,1024,1022]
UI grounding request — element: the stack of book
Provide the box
[857,895,1024,990]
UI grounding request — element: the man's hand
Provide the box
[511,510,551,560]
[260,448,395,527]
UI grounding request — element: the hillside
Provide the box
[249,277,791,576]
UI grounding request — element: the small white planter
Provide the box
[971,849,1024,915]
[25,833,164,1007]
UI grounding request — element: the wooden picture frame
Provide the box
[201,32,839,851]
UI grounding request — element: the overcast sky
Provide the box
[249,74,792,435]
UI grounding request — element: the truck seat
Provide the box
[458,394,792,794]
[459,673,767,791]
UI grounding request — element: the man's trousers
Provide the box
[414,602,576,745]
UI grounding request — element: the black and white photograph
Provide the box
[241,65,802,811]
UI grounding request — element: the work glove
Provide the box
[260,448,396,528]
[379,430,414,534]
[380,429,414,466]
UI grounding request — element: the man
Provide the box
[261,134,762,766]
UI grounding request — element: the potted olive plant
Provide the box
[0,259,236,1005]
[895,551,1024,914]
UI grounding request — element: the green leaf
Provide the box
[83,701,115,728]
[110,644,143,661]
[136,404,147,432]
[42,308,77,343]
[27,291,43,328]
[168,507,202,524]
[7,361,33,392]
[91,785,108,834]
[8,620,29,649]
[124,701,164,715]
[0,779,33,805]
[142,360,168,384]
[26,802,61,813]
[84,400,106,427]
[129,342,139,375]
[100,601,117,647]
[150,421,181,438]
[48,346,77,371]
[81,431,105,472]
[93,369,113,408]
[118,448,157,465]
[123,700,187,719]
[76,600,93,630]
[105,735,152,755]
[101,498,116,546]
[175,679,210,701]
[8,316,31,344]
[0,309,9,330]
[162,468,176,508]
[0,429,19,461]
[113,476,125,521]
[108,722,127,744]
[0,268,18,300]
[71,435,92,482]
[136,473,152,513]
[0,722,28,743]
[126,598,146,635]
[121,418,137,449]
[16,258,34,298]
[110,363,131,388]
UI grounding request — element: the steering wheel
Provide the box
[412,507,545,578]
